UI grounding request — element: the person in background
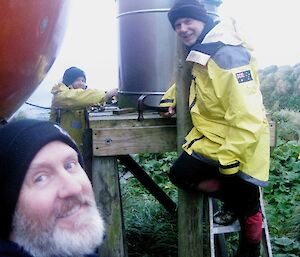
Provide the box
[160,0,270,256]
[50,66,117,152]
[0,119,105,257]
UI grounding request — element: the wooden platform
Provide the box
[90,112,177,156]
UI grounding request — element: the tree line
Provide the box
[259,63,300,143]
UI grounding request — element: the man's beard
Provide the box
[11,195,105,257]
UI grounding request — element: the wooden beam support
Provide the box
[92,156,127,257]
[175,40,205,257]
[118,154,177,215]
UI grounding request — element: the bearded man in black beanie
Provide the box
[0,119,105,257]
[160,0,270,256]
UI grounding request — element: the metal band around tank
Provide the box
[117,8,170,18]
[118,91,166,95]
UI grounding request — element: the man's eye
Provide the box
[65,160,76,171]
[33,174,47,184]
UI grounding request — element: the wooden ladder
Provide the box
[209,188,273,257]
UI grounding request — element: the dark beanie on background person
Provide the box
[0,119,84,240]
[62,66,86,86]
[168,0,210,29]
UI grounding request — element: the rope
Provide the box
[25,102,106,112]
[25,102,52,110]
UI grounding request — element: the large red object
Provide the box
[0,1,70,121]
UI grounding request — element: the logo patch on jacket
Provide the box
[235,70,253,83]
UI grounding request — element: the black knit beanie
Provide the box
[168,0,210,29]
[62,66,86,86]
[0,119,84,239]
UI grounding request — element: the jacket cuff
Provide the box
[219,162,239,175]
[160,98,175,108]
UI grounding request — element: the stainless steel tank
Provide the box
[203,0,223,20]
[117,0,222,109]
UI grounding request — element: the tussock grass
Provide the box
[121,183,177,257]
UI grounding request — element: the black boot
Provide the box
[234,241,260,257]
[213,201,237,225]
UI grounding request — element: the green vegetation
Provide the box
[120,64,300,256]
[259,64,300,113]
[120,153,178,257]
[259,64,300,144]
[265,141,300,256]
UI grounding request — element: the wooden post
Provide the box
[176,40,205,257]
[92,156,127,257]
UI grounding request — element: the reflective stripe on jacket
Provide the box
[160,19,270,186]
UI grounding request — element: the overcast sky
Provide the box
[219,0,300,68]
[26,0,300,108]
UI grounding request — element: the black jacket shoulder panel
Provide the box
[191,41,225,56]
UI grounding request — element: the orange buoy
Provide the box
[0,0,70,121]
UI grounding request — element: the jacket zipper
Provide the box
[189,97,196,110]
[189,75,198,111]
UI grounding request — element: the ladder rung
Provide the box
[213,220,240,234]
[212,218,267,235]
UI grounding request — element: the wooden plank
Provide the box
[90,112,175,126]
[92,125,176,156]
[92,157,127,257]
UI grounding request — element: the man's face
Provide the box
[71,76,86,89]
[174,17,205,46]
[11,141,105,257]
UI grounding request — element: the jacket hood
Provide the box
[202,18,253,50]
[186,18,254,66]
[51,83,68,94]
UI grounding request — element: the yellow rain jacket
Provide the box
[50,83,106,151]
[161,19,270,186]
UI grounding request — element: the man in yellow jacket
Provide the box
[160,1,270,256]
[50,66,117,152]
